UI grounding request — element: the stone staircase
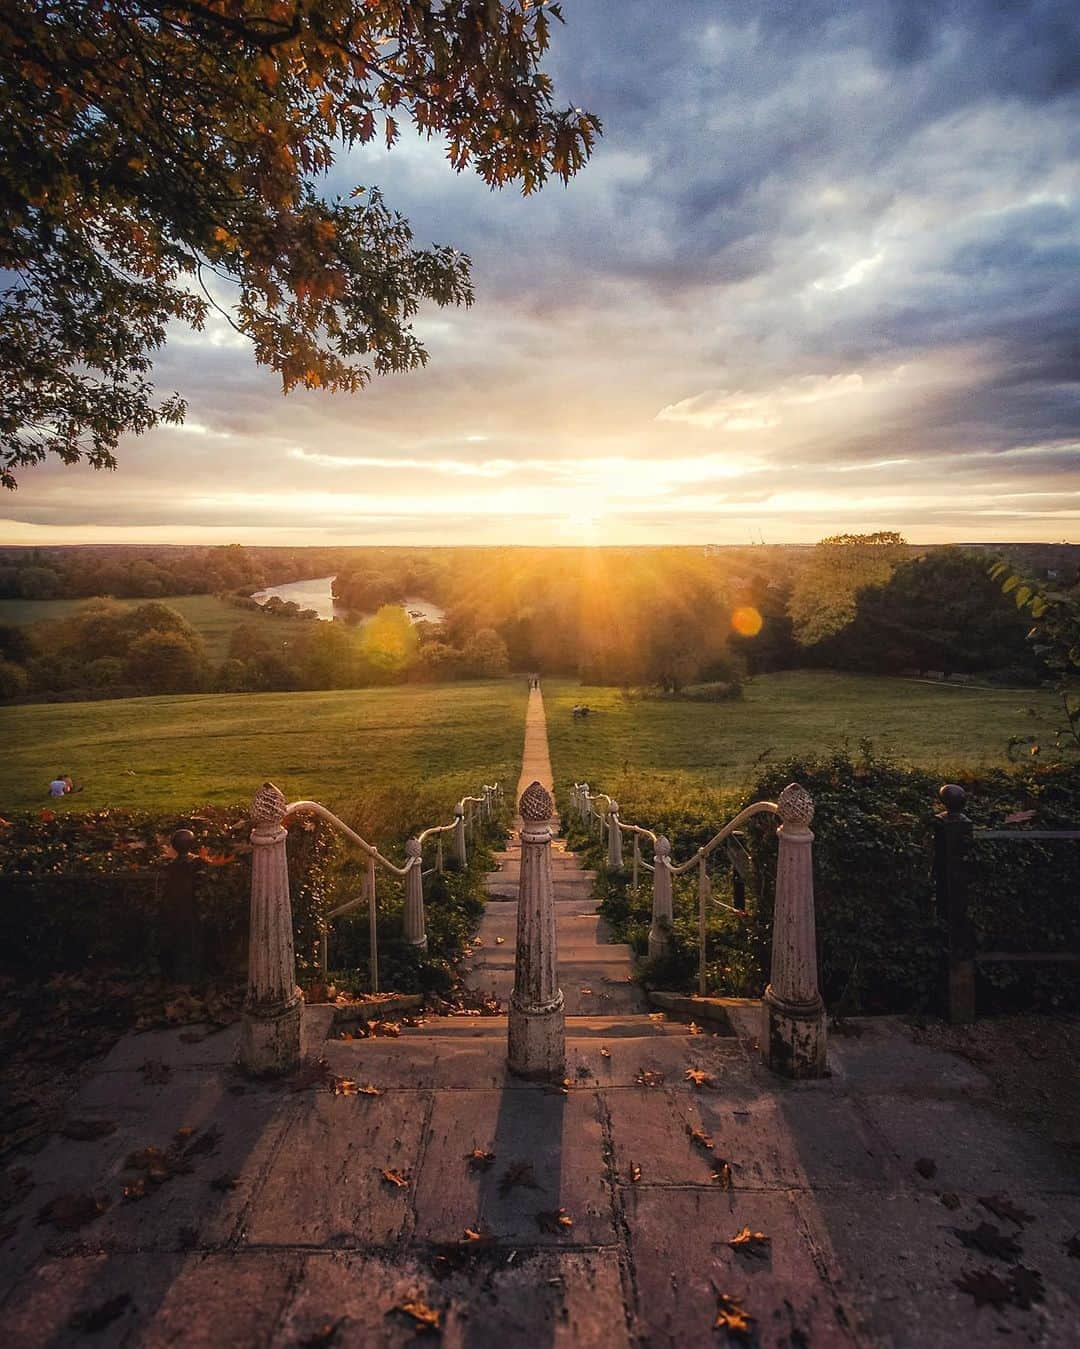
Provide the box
[461,834,646,1017]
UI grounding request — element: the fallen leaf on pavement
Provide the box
[688,1021,703,1035]
[630,1163,642,1183]
[687,1125,714,1151]
[380,1168,409,1189]
[36,1192,110,1230]
[599,1046,611,1060]
[465,1148,495,1171]
[494,936,505,945]
[955,1268,1012,1308]
[463,1227,496,1245]
[299,1320,342,1348]
[356,1083,381,1097]
[393,1300,441,1332]
[536,1207,573,1234]
[979,1195,1035,1227]
[68,1294,131,1333]
[123,1176,148,1201]
[712,1159,734,1190]
[728,1226,770,1256]
[714,1291,754,1338]
[635,1068,664,1087]
[498,1160,540,1197]
[331,1077,359,1097]
[685,1068,714,1088]
[953,1222,1022,1261]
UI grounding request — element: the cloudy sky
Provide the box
[5,0,1079,546]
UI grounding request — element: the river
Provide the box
[250,575,445,626]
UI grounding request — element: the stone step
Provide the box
[468,943,636,969]
[394,1014,691,1039]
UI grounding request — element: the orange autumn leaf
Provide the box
[380,1168,409,1189]
[727,1225,770,1256]
[714,1292,754,1337]
[394,1300,440,1332]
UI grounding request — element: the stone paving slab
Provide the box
[622,1185,859,1348]
[0,1251,305,1349]
[411,1088,614,1246]
[239,1088,430,1248]
[814,1188,1080,1348]
[283,1249,630,1349]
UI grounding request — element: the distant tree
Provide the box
[462,627,509,678]
[360,604,418,675]
[1,1,599,487]
[818,549,1039,677]
[215,657,252,693]
[0,623,31,663]
[788,532,907,646]
[124,629,207,693]
[295,621,358,688]
[0,657,28,699]
[85,656,125,689]
[415,640,464,681]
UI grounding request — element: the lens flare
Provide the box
[731,605,763,637]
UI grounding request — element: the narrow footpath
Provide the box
[462,684,645,1016]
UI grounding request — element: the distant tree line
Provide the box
[0,540,1075,704]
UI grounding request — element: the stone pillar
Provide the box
[403,837,427,949]
[241,782,302,1076]
[507,780,565,1080]
[763,783,827,1079]
[607,802,623,870]
[647,835,673,959]
[453,804,467,868]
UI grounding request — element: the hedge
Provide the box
[566,751,1080,1015]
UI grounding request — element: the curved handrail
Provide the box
[666,801,779,875]
[286,781,503,989]
[285,800,411,876]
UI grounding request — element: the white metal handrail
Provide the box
[285,781,503,992]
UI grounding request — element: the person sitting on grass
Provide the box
[48,773,70,798]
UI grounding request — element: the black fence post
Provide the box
[162,827,204,984]
[933,784,975,1023]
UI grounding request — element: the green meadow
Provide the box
[0,681,527,843]
[1,671,1060,833]
[545,671,1061,804]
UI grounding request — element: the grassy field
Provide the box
[0,594,314,661]
[0,681,527,842]
[545,672,1063,802]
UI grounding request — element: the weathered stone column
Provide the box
[453,804,467,868]
[763,783,827,1078]
[607,802,624,870]
[507,780,565,1079]
[241,782,302,1076]
[647,834,673,959]
[403,837,427,949]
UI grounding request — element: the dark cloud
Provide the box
[3,0,1079,542]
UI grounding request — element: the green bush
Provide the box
[0,806,335,979]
